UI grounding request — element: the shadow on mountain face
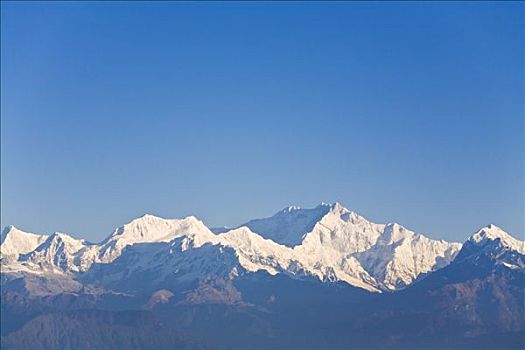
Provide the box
[2,239,524,350]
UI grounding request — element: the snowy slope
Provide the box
[7,215,218,274]
[97,214,216,263]
[243,203,461,290]
[84,237,242,292]
[5,203,514,294]
[353,223,462,289]
[218,226,379,291]
[452,224,525,271]
[241,203,332,246]
[0,226,49,258]
[468,224,524,254]
[20,232,97,272]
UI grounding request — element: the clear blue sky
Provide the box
[1,2,523,242]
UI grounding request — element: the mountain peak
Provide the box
[141,213,161,219]
[2,203,473,293]
[131,214,203,225]
[34,232,87,254]
[278,202,344,215]
[469,225,524,254]
[328,202,349,214]
[242,204,332,246]
[129,213,167,224]
[280,205,302,213]
[32,232,86,257]
[48,231,83,243]
[101,214,213,255]
[0,226,49,257]
[1,225,17,243]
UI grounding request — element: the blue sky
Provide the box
[1,2,523,242]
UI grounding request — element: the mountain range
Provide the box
[1,202,524,349]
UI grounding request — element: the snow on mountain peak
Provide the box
[1,225,15,242]
[44,231,86,247]
[0,226,49,257]
[352,222,462,290]
[98,214,215,263]
[19,231,92,272]
[328,201,346,212]
[280,206,302,213]
[108,214,209,242]
[242,204,332,246]
[219,203,462,291]
[218,225,381,292]
[381,223,412,243]
[298,206,463,290]
[469,225,524,254]
[0,203,473,293]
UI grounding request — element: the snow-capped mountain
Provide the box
[467,224,524,254]
[7,215,219,276]
[1,226,48,258]
[241,203,332,246]
[18,232,104,274]
[2,203,521,296]
[2,203,524,349]
[243,203,462,290]
[353,223,461,289]
[97,214,217,263]
[452,224,525,271]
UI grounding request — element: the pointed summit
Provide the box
[0,226,48,257]
[329,202,345,211]
[449,225,525,272]
[38,231,86,251]
[468,224,524,254]
[1,225,16,242]
[22,231,91,271]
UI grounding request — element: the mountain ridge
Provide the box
[2,203,524,349]
[1,203,521,295]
